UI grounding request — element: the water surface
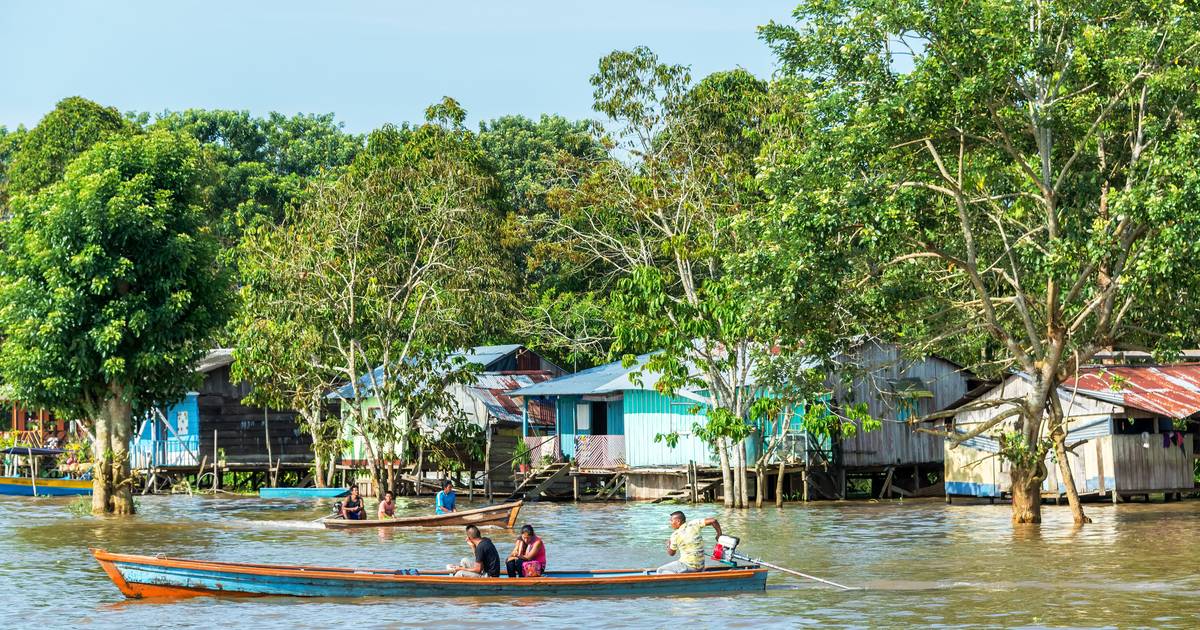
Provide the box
[1,494,1197,628]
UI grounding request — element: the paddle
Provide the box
[714,535,860,591]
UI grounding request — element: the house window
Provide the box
[575,403,590,432]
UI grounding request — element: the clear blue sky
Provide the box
[2,1,795,133]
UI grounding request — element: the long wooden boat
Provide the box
[323,501,522,529]
[0,446,91,496]
[258,487,349,499]
[0,476,92,496]
[91,548,767,599]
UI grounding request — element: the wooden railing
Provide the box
[574,435,626,470]
[525,435,562,465]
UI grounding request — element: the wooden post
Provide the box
[913,464,920,494]
[573,473,579,502]
[468,468,475,504]
[212,430,219,492]
[802,468,809,502]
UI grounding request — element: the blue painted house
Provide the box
[512,353,820,499]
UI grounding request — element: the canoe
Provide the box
[258,487,350,499]
[90,548,768,599]
[323,501,522,529]
[0,476,92,496]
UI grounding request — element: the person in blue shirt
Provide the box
[435,479,456,514]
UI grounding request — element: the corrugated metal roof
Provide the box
[1064,365,1200,419]
[332,345,528,399]
[197,348,235,373]
[457,344,524,369]
[510,354,655,397]
[464,371,556,425]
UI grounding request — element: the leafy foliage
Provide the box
[0,130,233,416]
[5,97,137,198]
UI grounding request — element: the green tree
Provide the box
[0,130,233,514]
[0,125,27,212]
[761,0,1200,524]
[235,100,512,493]
[5,97,137,197]
[151,109,362,241]
[477,114,613,368]
[549,48,840,507]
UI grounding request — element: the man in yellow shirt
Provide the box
[656,510,722,574]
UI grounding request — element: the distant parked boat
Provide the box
[258,487,350,499]
[0,447,92,496]
[90,548,768,599]
[323,501,522,529]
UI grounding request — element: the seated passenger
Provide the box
[506,524,547,578]
[340,485,366,520]
[434,480,456,514]
[377,490,396,519]
[450,525,501,578]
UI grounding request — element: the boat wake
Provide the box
[228,519,327,531]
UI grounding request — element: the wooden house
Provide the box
[832,341,980,496]
[945,367,1198,502]
[129,349,311,472]
[336,344,566,492]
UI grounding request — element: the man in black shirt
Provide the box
[451,524,501,577]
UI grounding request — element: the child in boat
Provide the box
[434,479,456,514]
[377,490,396,519]
[340,486,366,520]
[505,524,547,577]
[656,510,722,574]
[450,525,501,577]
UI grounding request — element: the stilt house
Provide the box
[945,366,1198,501]
[129,349,311,471]
[337,344,565,492]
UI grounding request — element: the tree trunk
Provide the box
[91,410,112,514]
[738,442,750,508]
[734,443,746,508]
[313,451,327,488]
[755,455,766,508]
[1009,462,1045,524]
[775,458,786,508]
[717,440,733,507]
[1052,431,1092,525]
[106,389,135,515]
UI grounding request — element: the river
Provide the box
[1,494,1197,628]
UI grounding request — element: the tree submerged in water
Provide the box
[0,129,232,515]
[761,0,1200,524]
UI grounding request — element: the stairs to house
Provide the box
[587,472,627,501]
[506,461,572,502]
[652,475,723,504]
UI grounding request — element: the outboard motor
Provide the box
[332,501,344,519]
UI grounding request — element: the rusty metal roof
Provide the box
[467,371,557,426]
[1064,365,1200,419]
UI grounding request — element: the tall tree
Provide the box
[0,130,232,514]
[235,100,512,493]
[761,0,1200,524]
[151,109,363,240]
[551,48,817,507]
[5,97,137,197]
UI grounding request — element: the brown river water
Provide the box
[1,494,1198,628]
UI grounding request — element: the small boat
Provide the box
[0,447,92,496]
[323,501,522,529]
[90,548,768,599]
[258,487,350,499]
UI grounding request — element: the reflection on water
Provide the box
[2,494,1199,628]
